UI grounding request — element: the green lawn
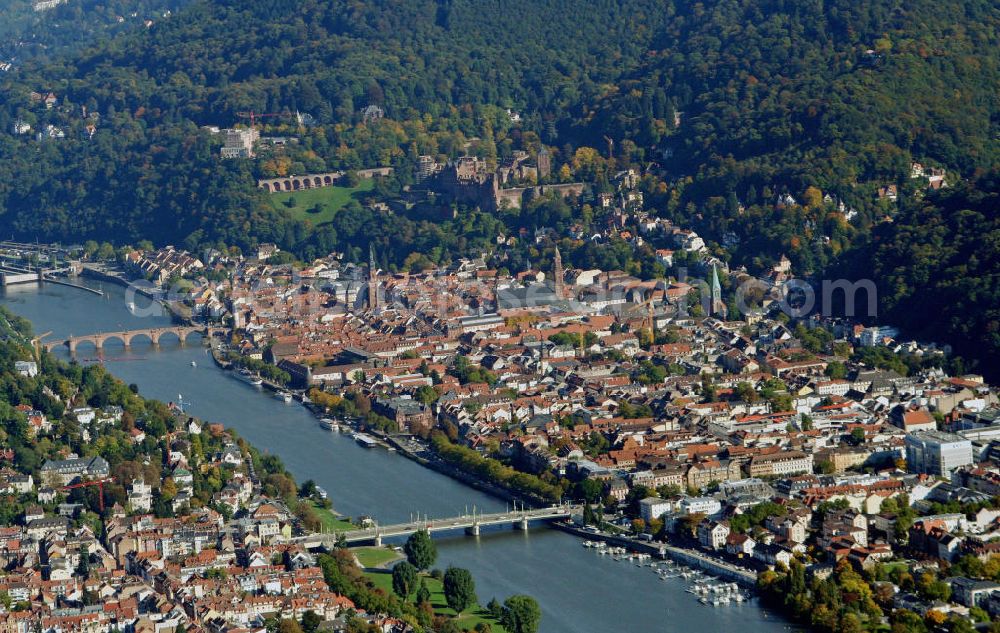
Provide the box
[272,178,375,224]
[352,546,403,568]
[365,570,507,632]
[309,501,356,532]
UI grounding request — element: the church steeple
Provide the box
[368,244,379,312]
[553,245,566,300]
[710,263,726,318]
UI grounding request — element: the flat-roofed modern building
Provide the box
[905,430,973,476]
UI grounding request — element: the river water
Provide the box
[1,279,794,633]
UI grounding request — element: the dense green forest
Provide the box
[585,0,1000,273]
[0,0,192,59]
[1,0,995,258]
[844,172,1000,378]
[0,0,679,251]
[0,0,998,366]
[0,0,39,40]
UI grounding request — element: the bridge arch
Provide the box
[50,326,206,355]
[123,331,156,348]
[99,334,129,349]
[153,328,201,347]
[67,339,101,355]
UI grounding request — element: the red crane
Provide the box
[235,111,287,130]
[61,477,115,512]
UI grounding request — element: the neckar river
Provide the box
[2,280,795,633]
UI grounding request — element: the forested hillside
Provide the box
[848,173,1000,376]
[0,1,998,342]
[0,1,37,40]
[584,0,1000,272]
[0,0,676,249]
[0,0,192,60]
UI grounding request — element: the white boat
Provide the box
[275,391,293,403]
[190,361,197,367]
[354,433,377,448]
[237,368,263,386]
[319,418,338,431]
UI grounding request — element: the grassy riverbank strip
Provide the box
[364,568,509,632]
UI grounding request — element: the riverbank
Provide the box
[381,433,538,506]
[352,545,404,569]
[364,567,509,632]
[42,277,104,295]
[1,281,794,633]
[556,523,759,587]
[79,265,191,322]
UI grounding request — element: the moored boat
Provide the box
[237,368,264,386]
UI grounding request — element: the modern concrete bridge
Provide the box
[298,504,578,547]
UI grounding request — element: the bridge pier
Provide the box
[517,517,529,532]
[466,523,480,537]
[374,534,382,547]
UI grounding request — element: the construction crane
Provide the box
[235,111,287,131]
[61,477,115,512]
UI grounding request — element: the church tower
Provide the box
[710,263,727,318]
[553,246,566,300]
[368,244,379,312]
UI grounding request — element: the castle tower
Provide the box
[553,246,566,300]
[368,244,379,312]
[536,147,551,180]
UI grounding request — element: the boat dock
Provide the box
[557,524,758,587]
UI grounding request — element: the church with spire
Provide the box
[710,263,727,318]
[552,245,567,300]
[367,244,379,312]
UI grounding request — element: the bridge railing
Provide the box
[330,505,577,540]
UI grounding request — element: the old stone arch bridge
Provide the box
[44,326,218,354]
